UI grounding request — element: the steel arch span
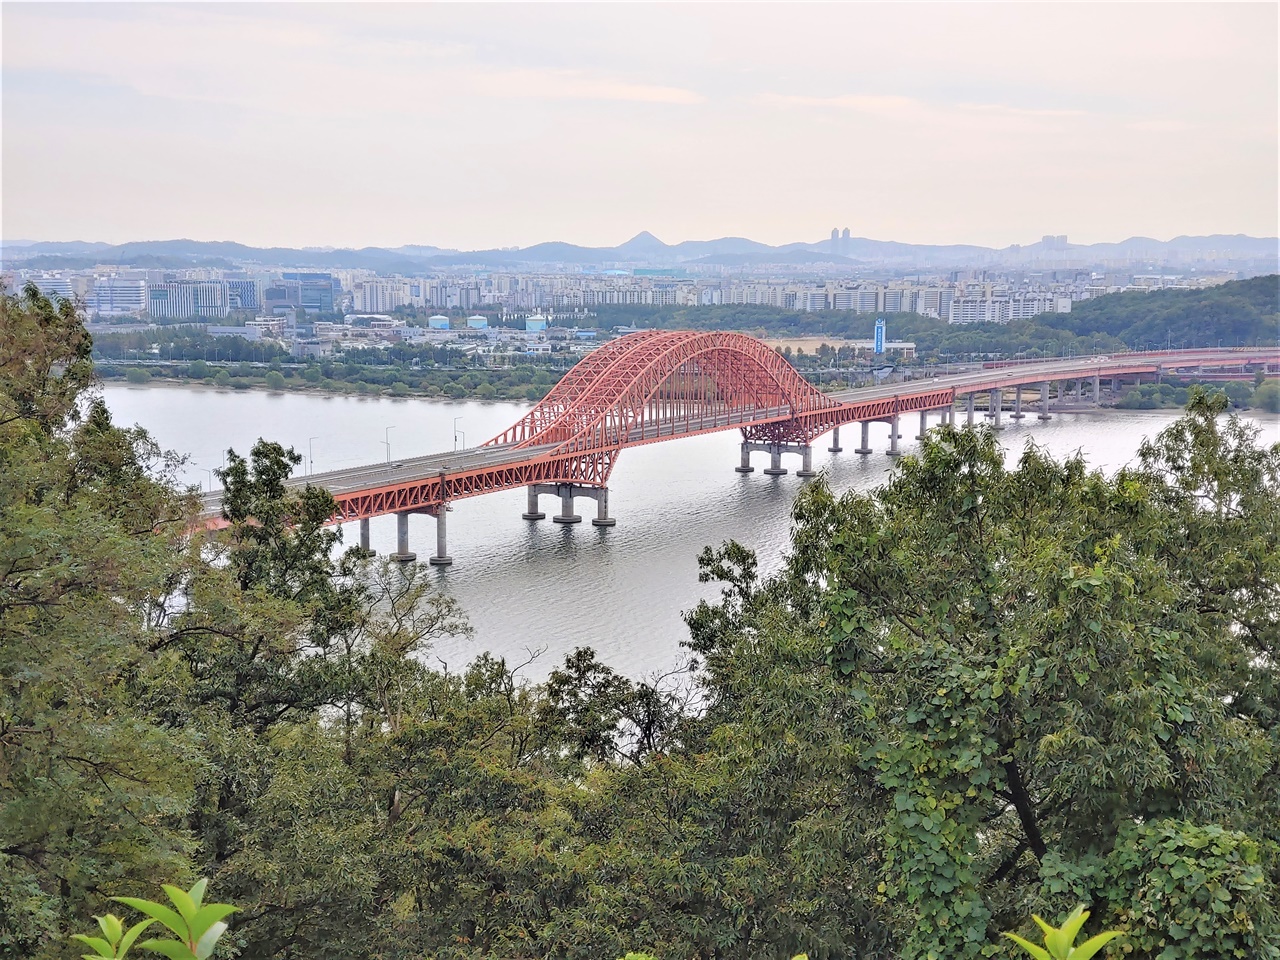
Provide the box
[486,330,842,466]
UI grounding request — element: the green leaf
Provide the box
[1056,906,1090,948]
[113,898,187,941]
[119,920,158,957]
[187,880,208,909]
[137,938,197,960]
[1069,930,1121,960]
[71,935,114,957]
[1004,932,1053,960]
[97,914,124,946]
[161,885,198,929]
[188,904,236,942]
[194,920,228,960]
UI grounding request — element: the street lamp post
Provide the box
[384,426,395,464]
[308,436,319,476]
[204,469,214,493]
[453,417,464,452]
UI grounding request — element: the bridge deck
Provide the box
[197,346,1277,525]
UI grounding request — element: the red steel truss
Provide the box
[201,336,1279,528]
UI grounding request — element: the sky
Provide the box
[2,2,1277,250]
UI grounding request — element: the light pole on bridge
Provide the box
[453,416,465,452]
[308,436,319,476]
[384,426,395,464]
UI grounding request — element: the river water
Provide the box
[101,383,1276,681]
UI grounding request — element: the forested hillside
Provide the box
[3,282,1279,960]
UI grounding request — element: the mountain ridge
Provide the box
[3,233,1275,271]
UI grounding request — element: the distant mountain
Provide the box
[3,232,1275,272]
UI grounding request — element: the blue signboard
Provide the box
[874,318,886,355]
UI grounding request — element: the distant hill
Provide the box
[3,232,1275,272]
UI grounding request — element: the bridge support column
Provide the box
[359,518,374,555]
[390,511,416,563]
[855,421,872,455]
[522,486,546,521]
[966,392,976,426]
[735,442,755,473]
[1092,373,1101,406]
[796,445,817,478]
[887,415,902,457]
[553,486,582,524]
[592,487,615,527]
[990,389,1004,429]
[1011,385,1025,419]
[763,445,787,476]
[429,507,452,567]
[1038,380,1052,420]
[828,426,842,453]
[917,409,929,439]
[1057,381,1064,402]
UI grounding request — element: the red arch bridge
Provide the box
[199,331,1279,565]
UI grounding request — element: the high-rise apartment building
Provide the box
[148,281,230,320]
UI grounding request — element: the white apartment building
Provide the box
[354,280,408,313]
[148,281,230,320]
[89,278,148,315]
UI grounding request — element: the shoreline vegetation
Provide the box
[98,360,1280,413]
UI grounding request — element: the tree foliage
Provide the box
[4,281,1280,959]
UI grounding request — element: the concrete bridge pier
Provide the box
[1038,380,1052,420]
[796,445,817,478]
[989,389,1004,429]
[359,518,374,555]
[735,442,755,473]
[855,421,873,455]
[590,487,616,527]
[966,392,976,426]
[917,409,929,439]
[828,426,843,453]
[1011,385,1025,419]
[389,511,416,563]
[428,507,452,567]
[887,415,902,456]
[523,486,547,520]
[1057,381,1065,402]
[553,486,583,524]
[763,444,787,476]
[1093,373,1101,406]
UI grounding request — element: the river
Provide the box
[101,383,1276,681]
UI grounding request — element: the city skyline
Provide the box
[3,3,1277,249]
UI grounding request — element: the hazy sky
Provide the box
[3,2,1276,250]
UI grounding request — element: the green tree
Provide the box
[1254,378,1280,413]
[691,397,1280,956]
[125,367,151,384]
[264,370,285,390]
[0,284,196,957]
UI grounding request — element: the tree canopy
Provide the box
[3,280,1279,959]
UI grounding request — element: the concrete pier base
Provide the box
[553,486,582,524]
[735,442,755,473]
[828,426,843,453]
[990,388,1004,429]
[855,420,873,455]
[591,487,616,527]
[359,517,374,555]
[1011,385,1026,419]
[966,392,976,426]
[522,486,546,521]
[887,414,902,456]
[1038,380,1053,420]
[763,445,787,476]
[916,409,929,439]
[428,507,452,566]
[795,445,817,478]
[389,511,416,562]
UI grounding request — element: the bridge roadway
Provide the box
[197,346,1278,563]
